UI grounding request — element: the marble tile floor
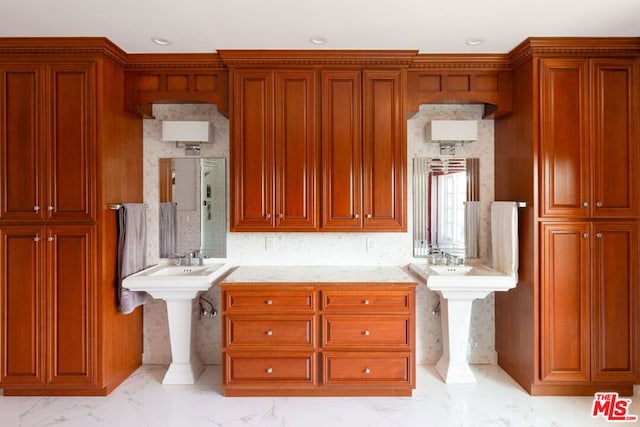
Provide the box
[1,364,637,427]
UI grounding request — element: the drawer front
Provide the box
[322,315,410,348]
[225,315,315,347]
[321,289,412,312]
[223,289,315,312]
[322,352,413,386]
[224,353,316,385]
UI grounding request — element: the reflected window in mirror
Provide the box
[413,157,479,259]
[158,157,226,259]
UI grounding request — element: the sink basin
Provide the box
[409,263,517,384]
[123,262,232,385]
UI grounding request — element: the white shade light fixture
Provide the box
[162,120,214,155]
[426,120,478,155]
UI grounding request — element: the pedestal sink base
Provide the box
[162,356,204,385]
[435,356,476,384]
[436,297,478,384]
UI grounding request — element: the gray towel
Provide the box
[159,202,177,258]
[117,203,150,314]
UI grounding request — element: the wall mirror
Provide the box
[158,157,226,258]
[413,157,479,258]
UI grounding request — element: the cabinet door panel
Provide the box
[591,59,639,217]
[0,66,44,221]
[539,59,590,217]
[47,64,94,221]
[540,222,590,382]
[321,71,362,229]
[362,71,405,230]
[231,70,274,230]
[591,223,638,381]
[275,71,317,229]
[46,225,94,385]
[0,226,44,385]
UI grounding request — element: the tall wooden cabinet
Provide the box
[221,50,412,233]
[495,38,640,395]
[0,38,144,396]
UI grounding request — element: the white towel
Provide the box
[491,201,519,281]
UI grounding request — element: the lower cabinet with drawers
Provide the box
[220,283,416,396]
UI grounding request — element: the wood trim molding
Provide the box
[411,54,511,70]
[126,53,225,69]
[0,37,128,65]
[218,49,419,67]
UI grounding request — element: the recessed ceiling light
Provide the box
[465,37,485,47]
[151,36,172,46]
[309,35,327,45]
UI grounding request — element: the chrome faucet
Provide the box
[174,250,207,266]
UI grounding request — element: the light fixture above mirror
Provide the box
[426,120,478,155]
[162,120,214,155]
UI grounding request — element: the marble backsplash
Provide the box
[141,103,496,366]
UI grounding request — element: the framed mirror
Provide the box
[158,157,226,258]
[413,157,479,258]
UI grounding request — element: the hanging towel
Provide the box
[159,202,177,258]
[117,203,150,314]
[464,201,480,258]
[491,201,519,281]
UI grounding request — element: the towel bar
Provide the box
[517,202,527,208]
[108,203,148,210]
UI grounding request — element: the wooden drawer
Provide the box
[225,315,315,347]
[322,315,410,348]
[224,352,316,385]
[321,289,412,312]
[223,288,315,313]
[322,352,413,386]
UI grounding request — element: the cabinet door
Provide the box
[231,70,275,230]
[0,226,45,385]
[540,222,590,382]
[0,65,46,221]
[362,70,405,230]
[45,225,95,386]
[46,63,95,221]
[274,70,317,230]
[590,59,639,218]
[539,59,590,218]
[591,222,638,381]
[321,71,362,229]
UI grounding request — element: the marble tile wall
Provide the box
[141,103,496,366]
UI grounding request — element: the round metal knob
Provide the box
[363,330,370,336]
[277,213,284,219]
[583,233,589,238]
[362,299,370,305]
[266,330,273,336]
[265,213,271,219]
[366,214,372,219]
[596,202,603,207]
[266,367,273,374]
[596,233,602,238]
[354,213,360,219]
[47,205,55,211]
[266,299,273,305]
[364,368,371,374]
[47,236,55,242]
[34,206,41,212]
[583,201,589,207]
[33,236,41,242]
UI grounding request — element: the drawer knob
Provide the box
[266,330,273,336]
[266,367,273,374]
[363,299,370,305]
[363,330,370,336]
[266,299,273,305]
[364,368,371,374]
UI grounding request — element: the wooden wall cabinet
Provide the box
[230,69,317,231]
[0,63,95,222]
[540,57,639,218]
[0,38,144,396]
[495,37,640,396]
[221,283,415,396]
[321,70,406,231]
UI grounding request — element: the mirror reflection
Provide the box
[158,157,226,258]
[413,157,479,259]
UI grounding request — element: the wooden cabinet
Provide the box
[495,37,640,396]
[0,38,144,396]
[321,70,406,231]
[220,283,415,396]
[541,222,638,383]
[0,225,96,387]
[0,62,94,222]
[230,69,317,231]
[540,57,639,218]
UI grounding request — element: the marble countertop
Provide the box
[221,265,416,284]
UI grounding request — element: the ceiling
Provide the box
[1,0,639,54]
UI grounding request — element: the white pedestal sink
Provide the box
[409,263,516,384]
[123,263,232,384]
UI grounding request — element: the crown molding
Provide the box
[0,37,128,65]
[410,54,511,70]
[217,49,419,67]
[125,53,225,69]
